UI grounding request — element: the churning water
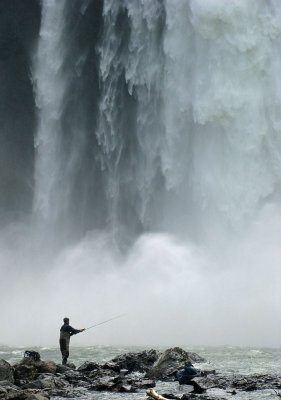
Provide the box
[0,1,280,348]
[1,345,280,400]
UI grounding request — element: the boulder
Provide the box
[0,386,7,396]
[14,363,37,382]
[0,360,14,384]
[119,384,134,392]
[25,393,49,400]
[146,347,205,380]
[111,349,160,373]
[36,361,57,375]
[0,386,49,400]
[77,361,100,373]
[91,376,118,391]
[13,358,57,383]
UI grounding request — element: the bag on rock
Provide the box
[24,350,41,361]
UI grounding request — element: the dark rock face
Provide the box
[146,347,205,380]
[0,0,40,222]
[0,359,14,383]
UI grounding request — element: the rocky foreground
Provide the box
[0,347,280,400]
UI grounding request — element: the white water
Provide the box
[162,0,281,233]
[97,0,165,228]
[32,0,68,225]
[1,0,281,348]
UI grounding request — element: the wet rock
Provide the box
[48,387,87,398]
[55,365,69,374]
[182,395,227,400]
[13,359,57,383]
[91,376,118,391]
[0,381,18,390]
[65,363,76,370]
[231,373,281,391]
[14,363,37,382]
[24,391,50,400]
[111,349,159,372]
[2,347,279,400]
[119,384,134,392]
[190,376,215,390]
[21,374,70,391]
[77,361,99,373]
[245,383,257,391]
[161,394,182,399]
[87,367,118,382]
[0,386,7,396]
[190,377,206,394]
[0,387,49,400]
[102,362,121,372]
[36,362,56,375]
[134,379,155,389]
[146,347,205,380]
[61,369,90,389]
[0,360,14,384]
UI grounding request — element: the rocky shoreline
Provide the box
[0,347,280,400]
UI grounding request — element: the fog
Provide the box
[1,203,280,348]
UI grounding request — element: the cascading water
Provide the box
[33,0,68,227]
[97,0,165,231]
[32,0,281,241]
[162,0,281,238]
[0,0,280,347]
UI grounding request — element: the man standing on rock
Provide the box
[59,317,85,365]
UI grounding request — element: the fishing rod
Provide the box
[85,314,126,331]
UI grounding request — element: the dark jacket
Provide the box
[60,323,82,341]
[176,365,202,384]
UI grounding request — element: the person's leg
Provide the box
[59,339,68,365]
[64,338,70,365]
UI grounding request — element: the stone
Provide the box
[91,376,117,391]
[191,377,207,393]
[0,360,14,384]
[36,362,56,375]
[119,384,134,392]
[14,364,37,382]
[135,379,155,389]
[111,349,160,372]
[146,347,204,380]
[24,392,49,400]
[77,361,99,373]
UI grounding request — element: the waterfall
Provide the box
[32,0,68,226]
[162,0,281,235]
[31,0,281,242]
[0,0,280,347]
[32,0,101,239]
[97,0,165,231]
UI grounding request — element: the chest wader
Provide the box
[59,331,70,365]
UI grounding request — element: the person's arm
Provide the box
[67,325,85,336]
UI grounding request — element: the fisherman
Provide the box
[176,361,203,384]
[59,317,85,365]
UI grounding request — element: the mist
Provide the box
[0,0,281,349]
[1,202,280,348]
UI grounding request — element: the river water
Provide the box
[1,345,280,400]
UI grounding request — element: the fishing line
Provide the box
[85,313,126,331]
